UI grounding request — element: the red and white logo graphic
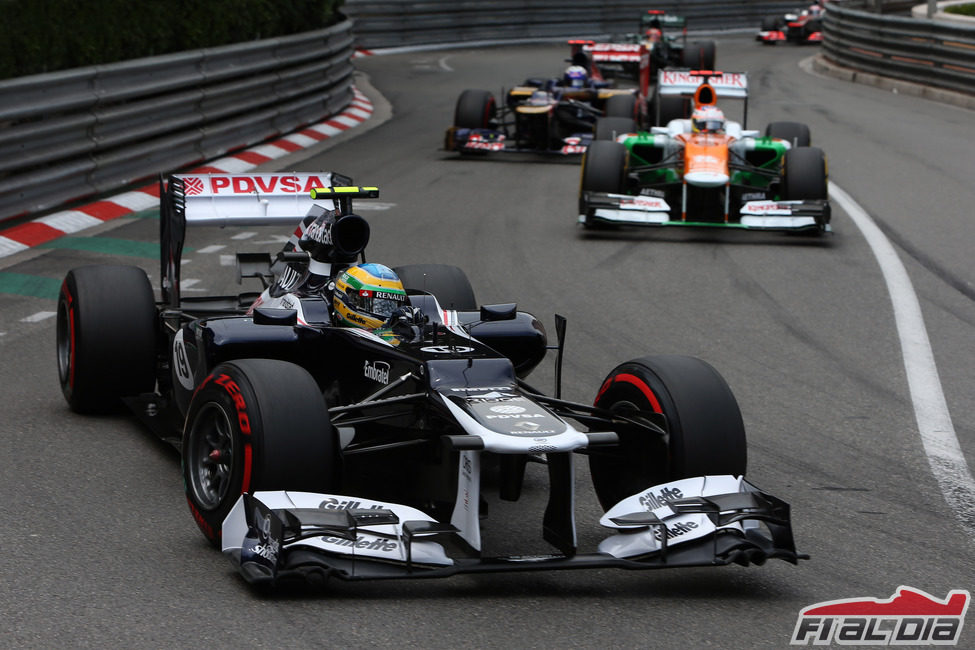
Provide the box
[184,177,205,196]
[791,586,970,645]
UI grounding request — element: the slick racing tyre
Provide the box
[182,359,338,547]
[394,264,477,311]
[682,41,716,69]
[57,264,157,413]
[454,89,496,129]
[580,140,627,194]
[604,94,638,121]
[594,117,637,142]
[589,355,747,510]
[766,121,811,147]
[653,94,688,126]
[579,140,628,226]
[782,146,828,200]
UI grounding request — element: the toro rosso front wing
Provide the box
[579,190,831,232]
[445,127,591,156]
[223,475,805,586]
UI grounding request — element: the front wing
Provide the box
[579,191,831,233]
[445,127,590,155]
[222,476,806,586]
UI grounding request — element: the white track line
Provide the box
[831,182,975,539]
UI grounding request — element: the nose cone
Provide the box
[684,170,729,187]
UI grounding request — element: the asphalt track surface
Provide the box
[1,37,974,648]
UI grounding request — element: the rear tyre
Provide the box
[604,94,637,120]
[654,95,688,126]
[589,355,747,510]
[782,146,828,200]
[182,359,339,548]
[454,89,496,129]
[394,264,477,311]
[684,41,717,69]
[766,121,811,147]
[594,116,637,141]
[56,265,157,414]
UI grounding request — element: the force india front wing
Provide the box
[222,474,805,586]
[579,191,831,232]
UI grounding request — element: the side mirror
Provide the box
[479,303,517,322]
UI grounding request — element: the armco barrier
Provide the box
[0,19,355,224]
[823,1,975,96]
[343,0,803,50]
[2,2,972,227]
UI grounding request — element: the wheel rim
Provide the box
[56,300,72,386]
[186,402,236,510]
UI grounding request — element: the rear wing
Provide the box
[654,69,749,127]
[159,172,377,307]
[642,11,686,30]
[656,69,749,99]
[570,39,650,95]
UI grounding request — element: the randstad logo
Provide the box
[791,586,970,646]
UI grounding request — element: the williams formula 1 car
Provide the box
[56,172,805,588]
[579,70,831,234]
[444,42,647,155]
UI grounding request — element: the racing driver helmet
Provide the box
[691,105,726,133]
[333,263,408,330]
[563,65,588,89]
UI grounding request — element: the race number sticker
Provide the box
[173,330,194,390]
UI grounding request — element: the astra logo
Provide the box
[363,360,390,384]
[791,586,970,646]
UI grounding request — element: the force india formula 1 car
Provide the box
[444,42,647,155]
[757,3,826,45]
[579,70,831,234]
[56,172,805,588]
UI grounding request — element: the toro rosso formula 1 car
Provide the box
[579,70,831,233]
[444,42,647,156]
[56,172,805,588]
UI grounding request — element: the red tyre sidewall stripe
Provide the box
[242,443,252,494]
[603,372,663,413]
[61,280,76,388]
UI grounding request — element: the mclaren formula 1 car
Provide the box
[579,70,831,234]
[757,3,826,45]
[56,172,805,588]
[444,42,647,155]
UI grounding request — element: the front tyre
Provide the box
[589,355,747,510]
[56,265,157,413]
[782,146,828,200]
[454,89,496,129]
[182,359,338,547]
